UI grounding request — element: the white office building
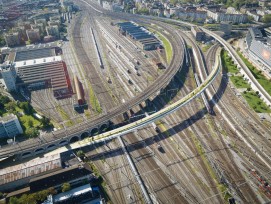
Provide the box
[0,114,23,138]
[0,61,17,92]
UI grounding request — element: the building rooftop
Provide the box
[14,48,56,62]
[15,55,61,67]
[249,27,264,39]
[0,154,61,186]
[54,184,92,202]
[29,164,93,192]
[15,56,69,92]
[0,114,18,123]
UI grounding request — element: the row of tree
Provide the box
[8,183,72,204]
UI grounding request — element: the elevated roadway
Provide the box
[134,14,271,106]
[43,51,221,154]
[0,11,186,159]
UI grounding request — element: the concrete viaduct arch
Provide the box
[16,121,110,159]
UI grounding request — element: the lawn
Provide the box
[230,76,250,88]
[88,82,102,114]
[242,91,271,113]
[221,50,239,74]
[156,32,173,64]
[238,52,271,96]
[202,44,211,52]
[19,115,41,129]
[148,27,173,64]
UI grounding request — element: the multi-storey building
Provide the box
[26,29,40,43]
[205,7,248,23]
[31,23,45,34]
[246,27,271,68]
[4,32,20,47]
[0,114,23,138]
[46,25,59,38]
[191,26,205,41]
[0,61,17,91]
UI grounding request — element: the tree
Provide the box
[19,101,33,115]
[27,119,34,127]
[9,197,20,204]
[47,187,57,195]
[25,127,39,138]
[76,150,85,158]
[40,116,52,128]
[0,94,10,104]
[35,190,48,202]
[5,101,17,113]
[62,182,71,192]
[0,35,6,47]
[247,16,254,22]
[262,14,271,24]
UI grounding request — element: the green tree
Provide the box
[9,197,20,204]
[170,0,178,5]
[19,101,33,115]
[0,94,10,104]
[5,101,17,113]
[76,150,85,158]
[20,194,36,204]
[0,35,6,47]
[47,187,57,195]
[35,190,48,202]
[262,14,271,23]
[27,119,34,127]
[40,116,52,128]
[62,182,71,192]
[25,127,39,138]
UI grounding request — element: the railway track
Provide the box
[203,43,268,202]
[0,9,186,158]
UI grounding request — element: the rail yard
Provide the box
[1,0,271,203]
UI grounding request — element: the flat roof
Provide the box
[15,56,62,67]
[54,184,92,202]
[129,31,148,36]
[132,35,153,40]
[0,114,17,123]
[0,154,61,186]
[15,56,69,91]
[141,41,160,46]
[138,38,157,43]
[1,42,59,55]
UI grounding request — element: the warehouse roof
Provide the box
[0,154,61,186]
[29,164,92,192]
[15,56,69,91]
[15,56,62,67]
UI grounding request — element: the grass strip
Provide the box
[242,91,271,113]
[238,52,271,96]
[230,76,250,88]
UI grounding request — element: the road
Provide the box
[0,10,185,158]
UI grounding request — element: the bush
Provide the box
[62,183,71,192]
[25,127,39,138]
[19,102,34,115]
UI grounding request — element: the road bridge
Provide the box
[4,49,221,159]
[0,14,186,159]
